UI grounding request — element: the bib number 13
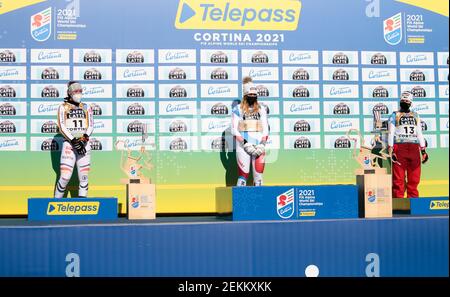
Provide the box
[404,126,415,134]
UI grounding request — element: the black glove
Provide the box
[80,134,90,145]
[71,138,86,155]
[421,149,429,164]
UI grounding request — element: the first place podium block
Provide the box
[232,185,358,221]
[28,198,118,221]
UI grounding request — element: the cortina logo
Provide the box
[276,188,294,219]
[31,7,52,42]
[47,202,100,215]
[175,0,301,31]
[384,13,402,46]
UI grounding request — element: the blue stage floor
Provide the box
[0,215,448,277]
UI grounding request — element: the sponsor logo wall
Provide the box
[0,48,448,150]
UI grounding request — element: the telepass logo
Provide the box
[175,0,302,31]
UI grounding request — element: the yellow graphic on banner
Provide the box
[47,201,99,215]
[429,200,449,210]
[175,0,302,31]
[396,0,449,17]
[0,0,47,15]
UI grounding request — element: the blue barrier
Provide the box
[232,185,358,221]
[0,216,447,276]
[28,198,118,221]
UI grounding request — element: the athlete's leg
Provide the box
[76,142,91,197]
[54,141,76,198]
[236,141,251,186]
[252,153,265,186]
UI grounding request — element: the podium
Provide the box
[123,178,156,220]
[356,168,392,218]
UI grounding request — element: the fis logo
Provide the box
[41,121,59,133]
[372,86,389,98]
[371,53,388,64]
[0,121,16,133]
[384,13,402,46]
[41,85,59,98]
[91,103,103,116]
[0,50,16,62]
[210,51,228,63]
[0,103,16,115]
[367,190,376,203]
[31,7,52,42]
[126,51,145,63]
[175,0,301,31]
[127,103,145,115]
[169,120,188,132]
[131,195,140,208]
[429,200,449,210]
[0,85,16,98]
[276,188,294,219]
[47,201,100,215]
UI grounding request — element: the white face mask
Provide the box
[71,93,82,103]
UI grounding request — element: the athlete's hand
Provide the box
[80,133,90,145]
[71,138,86,155]
[253,143,265,157]
[243,142,257,156]
[421,148,429,164]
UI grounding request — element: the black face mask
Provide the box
[400,101,411,111]
[246,95,257,106]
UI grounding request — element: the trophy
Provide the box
[115,123,156,220]
[346,128,392,218]
[346,128,389,173]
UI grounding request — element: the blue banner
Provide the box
[410,197,449,215]
[232,185,358,220]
